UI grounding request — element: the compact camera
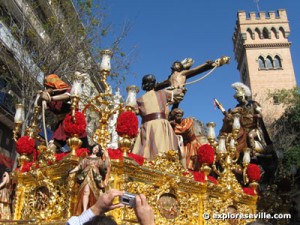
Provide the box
[119,192,136,208]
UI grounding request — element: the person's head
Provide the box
[142,74,156,91]
[90,144,103,157]
[171,61,184,72]
[44,74,69,90]
[235,94,247,105]
[170,108,184,123]
[83,215,117,225]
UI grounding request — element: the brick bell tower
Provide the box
[232,9,297,124]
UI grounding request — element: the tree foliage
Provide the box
[0,0,134,131]
[269,87,300,171]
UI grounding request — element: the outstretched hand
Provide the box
[90,189,125,215]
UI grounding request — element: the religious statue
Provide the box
[69,144,107,215]
[132,74,185,159]
[107,88,123,149]
[169,108,203,170]
[38,74,88,152]
[219,82,273,156]
[0,170,11,220]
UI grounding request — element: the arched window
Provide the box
[279,27,285,38]
[255,28,261,39]
[258,56,265,69]
[274,56,282,68]
[271,27,278,39]
[262,28,269,39]
[247,28,254,40]
[266,56,273,69]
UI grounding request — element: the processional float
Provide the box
[6,50,261,225]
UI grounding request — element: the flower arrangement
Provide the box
[193,171,218,184]
[108,148,144,165]
[116,111,138,138]
[246,163,261,182]
[55,152,68,161]
[63,111,86,136]
[76,148,89,158]
[18,161,39,173]
[193,171,206,183]
[128,153,144,165]
[243,187,256,196]
[16,136,35,154]
[197,144,215,165]
[208,176,218,185]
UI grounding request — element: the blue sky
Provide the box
[102,0,300,131]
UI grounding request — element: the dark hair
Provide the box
[142,74,156,91]
[89,144,103,158]
[83,215,117,225]
[171,61,184,71]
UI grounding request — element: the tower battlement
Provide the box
[237,9,288,23]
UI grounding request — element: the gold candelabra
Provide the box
[83,92,122,150]
[25,105,41,139]
[208,120,244,193]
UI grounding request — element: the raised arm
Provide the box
[182,61,214,78]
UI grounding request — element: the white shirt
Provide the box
[67,209,95,225]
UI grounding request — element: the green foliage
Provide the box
[269,87,300,172]
[283,145,300,173]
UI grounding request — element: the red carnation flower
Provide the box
[197,144,215,165]
[21,162,34,173]
[246,164,261,182]
[55,152,68,161]
[128,152,144,165]
[116,111,138,138]
[108,148,123,160]
[63,111,86,136]
[208,176,218,185]
[193,171,206,183]
[243,187,256,196]
[76,148,89,158]
[108,148,145,165]
[16,136,35,154]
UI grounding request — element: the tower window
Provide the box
[274,56,282,69]
[266,56,273,69]
[271,27,278,39]
[273,95,280,105]
[258,57,265,69]
[255,28,261,39]
[263,28,269,39]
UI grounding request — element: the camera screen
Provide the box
[123,198,130,203]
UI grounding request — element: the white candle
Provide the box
[14,104,25,123]
[217,136,227,153]
[206,122,216,139]
[100,50,113,71]
[71,80,82,96]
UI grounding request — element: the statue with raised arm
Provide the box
[219,82,273,158]
[155,56,230,110]
[38,74,88,152]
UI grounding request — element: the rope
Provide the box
[42,100,49,149]
[184,65,218,86]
